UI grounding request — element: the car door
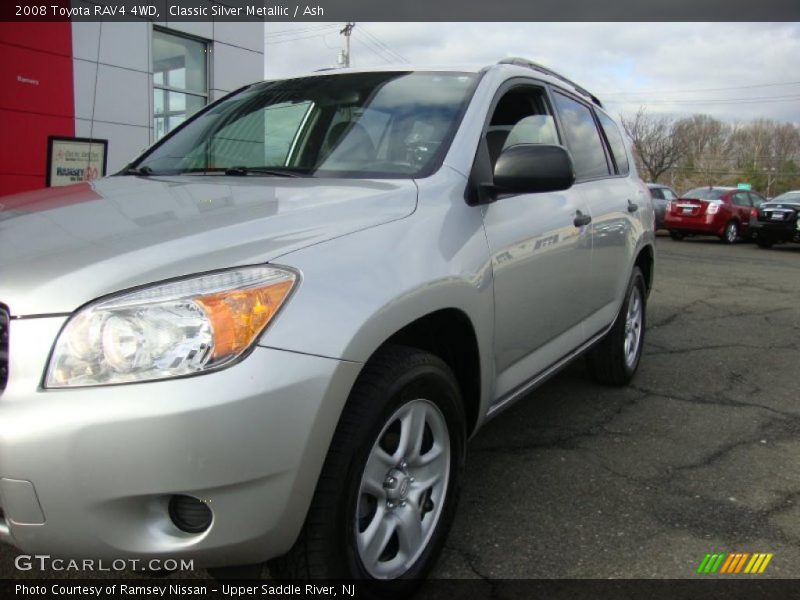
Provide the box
[731,191,753,231]
[554,94,640,329]
[479,82,593,399]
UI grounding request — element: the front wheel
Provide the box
[586,267,646,386]
[722,221,739,244]
[269,345,465,597]
[669,231,684,241]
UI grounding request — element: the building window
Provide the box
[152,29,208,140]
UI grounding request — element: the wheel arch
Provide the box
[634,243,655,297]
[373,308,483,437]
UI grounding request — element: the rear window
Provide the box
[770,191,800,203]
[683,188,728,200]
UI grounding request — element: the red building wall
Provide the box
[0,23,75,197]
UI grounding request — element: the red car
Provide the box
[664,186,766,243]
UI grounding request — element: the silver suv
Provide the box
[0,59,654,593]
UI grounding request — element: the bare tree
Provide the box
[675,114,733,186]
[620,108,686,183]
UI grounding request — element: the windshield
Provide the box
[770,191,800,204]
[683,188,728,200]
[133,71,479,178]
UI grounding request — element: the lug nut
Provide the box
[387,501,395,509]
[383,476,396,488]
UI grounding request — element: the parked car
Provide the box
[664,186,765,243]
[750,190,800,248]
[0,59,654,594]
[646,183,679,229]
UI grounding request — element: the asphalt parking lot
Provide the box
[436,235,800,580]
[2,235,798,581]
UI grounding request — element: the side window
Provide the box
[732,192,751,207]
[662,188,677,200]
[650,188,663,200]
[596,110,630,175]
[552,91,610,179]
[485,87,556,168]
[749,192,765,207]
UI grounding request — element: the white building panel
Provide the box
[212,43,264,91]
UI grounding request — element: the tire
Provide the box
[722,221,739,244]
[669,231,684,241]
[756,237,774,249]
[269,345,466,598]
[586,267,646,386]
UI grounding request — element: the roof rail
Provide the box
[497,58,603,108]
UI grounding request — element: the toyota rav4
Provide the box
[0,59,654,595]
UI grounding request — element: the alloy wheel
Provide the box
[355,399,451,579]
[624,286,643,369]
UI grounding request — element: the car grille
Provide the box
[0,306,8,394]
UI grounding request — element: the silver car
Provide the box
[646,183,679,229]
[0,59,654,593]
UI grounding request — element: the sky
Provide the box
[264,22,800,124]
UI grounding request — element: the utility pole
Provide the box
[338,22,355,67]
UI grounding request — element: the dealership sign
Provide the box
[46,136,108,187]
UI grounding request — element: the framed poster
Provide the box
[46,136,109,187]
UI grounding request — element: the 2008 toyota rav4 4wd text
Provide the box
[0,59,654,594]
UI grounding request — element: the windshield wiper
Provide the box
[224,166,305,178]
[121,165,155,176]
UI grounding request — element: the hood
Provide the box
[0,175,417,316]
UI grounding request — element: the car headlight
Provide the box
[45,266,297,388]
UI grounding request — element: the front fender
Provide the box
[259,171,495,428]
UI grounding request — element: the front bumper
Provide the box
[0,316,361,567]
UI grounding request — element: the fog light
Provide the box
[168,495,212,533]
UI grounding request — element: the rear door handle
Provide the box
[574,210,592,227]
[627,199,639,213]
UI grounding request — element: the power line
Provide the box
[356,30,402,63]
[666,166,797,176]
[352,36,394,64]
[358,27,409,63]
[600,80,800,95]
[606,94,800,106]
[265,24,339,37]
[266,31,337,45]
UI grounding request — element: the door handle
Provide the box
[627,199,639,213]
[573,210,592,227]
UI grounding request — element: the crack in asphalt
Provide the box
[644,342,798,356]
[442,544,496,583]
[471,391,647,454]
[629,384,800,420]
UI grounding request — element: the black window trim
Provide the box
[593,105,631,178]
[548,86,625,184]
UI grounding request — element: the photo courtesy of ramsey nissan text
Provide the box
[0,0,799,599]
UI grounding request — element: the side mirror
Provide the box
[492,144,576,196]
